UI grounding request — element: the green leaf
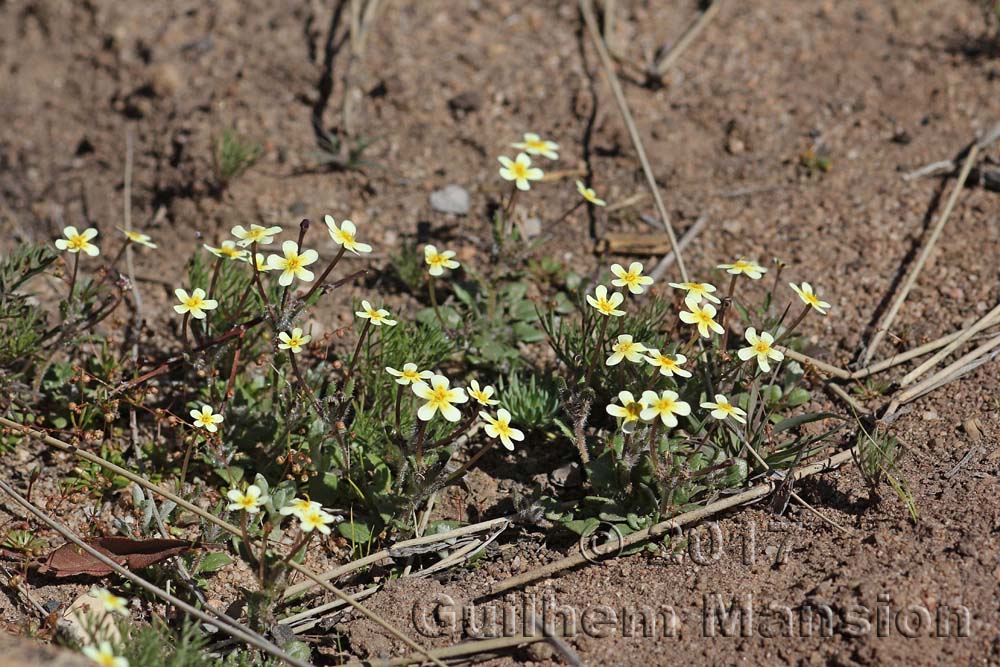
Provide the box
[562,517,600,536]
[338,521,373,544]
[195,552,233,574]
[785,387,811,407]
[512,321,544,343]
[773,412,843,433]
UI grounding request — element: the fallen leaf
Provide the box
[35,537,194,578]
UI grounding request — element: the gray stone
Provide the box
[429,185,470,215]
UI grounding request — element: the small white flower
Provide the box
[737,327,784,373]
[325,216,373,255]
[606,391,645,433]
[498,153,544,191]
[679,302,724,338]
[586,285,625,317]
[424,245,460,276]
[226,484,268,514]
[279,497,323,519]
[701,394,747,424]
[480,408,525,451]
[718,258,767,279]
[55,226,99,256]
[511,133,560,160]
[356,300,397,326]
[790,282,831,315]
[118,227,156,249]
[90,587,129,617]
[610,262,654,295]
[82,641,128,667]
[411,374,468,422]
[267,241,319,286]
[468,379,499,406]
[277,327,311,354]
[190,404,224,432]
[606,334,648,366]
[173,288,218,320]
[386,363,433,386]
[667,281,720,305]
[643,349,692,378]
[640,390,691,428]
[231,224,282,247]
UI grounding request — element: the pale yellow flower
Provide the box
[277,327,311,353]
[679,302,724,338]
[298,508,338,534]
[575,180,606,206]
[468,379,499,406]
[356,300,397,326]
[606,390,645,433]
[424,245,460,276]
[480,408,524,451]
[118,227,156,249]
[226,484,267,514]
[204,240,248,261]
[173,288,218,319]
[643,349,692,378]
[82,642,128,667]
[737,327,784,372]
[190,404,224,432]
[586,285,625,317]
[90,587,129,617]
[611,262,654,295]
[512,133,560,160]
[252,253,272,272]
[325,216,372,255]
[498,153,544,191]
[55,226,99,256]
[267,240,319,286]
[667,281,720,305]
[411,374,468,422]
[717,258,767,279]
[231,224,282,247]
[606,334,648,366]
[386,363,433,386]
[639,390,691,428]
[701,394,747,424]
[279,497,322,519]
[790,282,831,315]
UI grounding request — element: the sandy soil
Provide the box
[2,0,999,665]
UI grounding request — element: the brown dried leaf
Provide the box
[35,537,194,578]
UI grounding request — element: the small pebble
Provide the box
[429,185,470,215]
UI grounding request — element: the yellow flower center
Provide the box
[659,356,678,370]
[803,293,820,307]
[428,254,446,267]
[654,398,676,413]
[289,335,303,347]
[617,341,636,354]
[237,496,255,509]
[622,272,640,285]
[284,254,304,272]
[717,402,734,413]
[96,654,118,667]
[403,370,420,381]
[221,247,242,258]
[597,298,615,314]
[624,402,642,419]
[754,341,771,354]
[695,310,714,324]
[494,420,513,437]
[510,163,529,179]
[67,235,87,250]
[732,261,751,271]
[339,230,355,245]
[526,139,546,151]
[428,385,452,409]
[185,295,206,309]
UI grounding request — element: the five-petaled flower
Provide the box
[607,334,648,366]
[231,224,282,247]
[267,240,319,286]
[611,262,654,295]
[701,394,747,424]
[790,282,831,315]
[575,180,606,207]
[386,363,433,386]
[226,484,268,514]
[679,302,724,338]
[55,226,100,256]
[480,408,524,451]
[118,227,156,248]
[498,153,544,191]
[325,216,373,255]
[718,258,767,279]
[279,497,322,519]
[82,641,128,667]
[190,404,224,432]
[606,391,646,433]
[298,508,338,534]
[204,240,248,261]
[668,281,720,305]
[644,349,692,377]
[356,300,397,326]
[737,327,784,373]
[173,288,218,319]
[278,327,311,353]
[468,379,499,406]
[424,245,460,276]
[640,390,691,428]
[91,587,129,617]
[586,285,625,317]
[412,374,469,422]
[511,133,559,160]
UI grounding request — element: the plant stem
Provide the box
[301,246,346,304]
[67,253,80,304]
[647,421,661,472]
[586,316,610,384]
[774,304,812,345]
[281,529,318,567]
[346,319,372,379]
[180,312,191,355]
[393,384,404,438]
[427,276,446,329]
[442,439,497,486]
[412,420,428,467]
